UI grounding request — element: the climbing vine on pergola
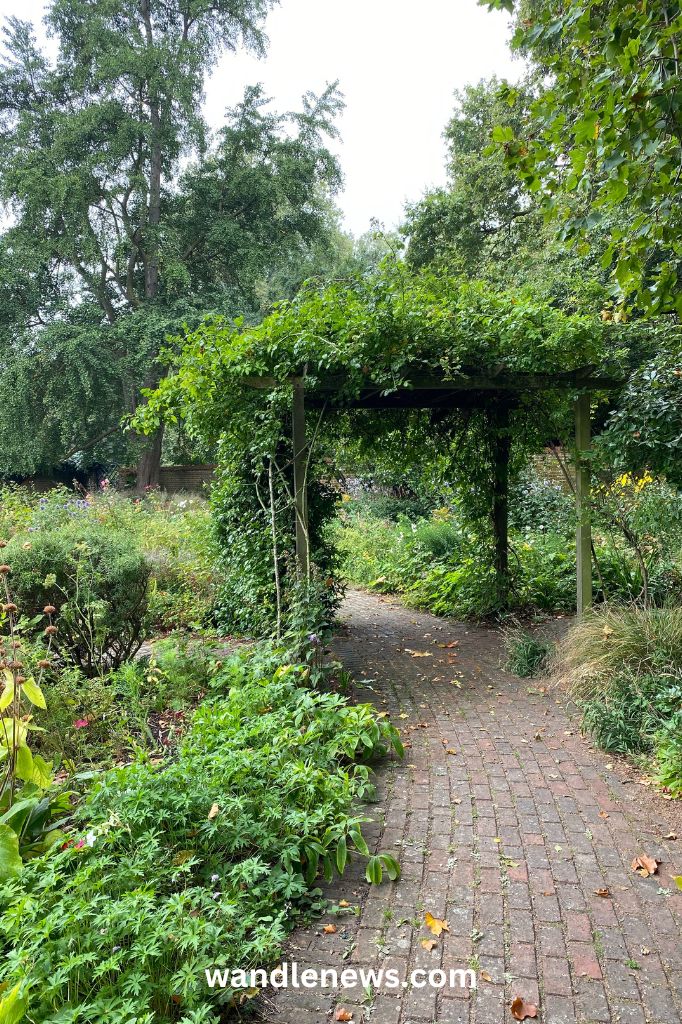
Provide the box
[138,262,623,618]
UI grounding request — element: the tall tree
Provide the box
[0,3,342,485]
[483,0,682,315]
[404,77,607,311]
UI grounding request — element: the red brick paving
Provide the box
[268,591,682,1024]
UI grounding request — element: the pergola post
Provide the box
[574,392,592,618]
[492,402,511,606]
[291,376,310,578]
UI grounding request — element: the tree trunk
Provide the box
[135,423,164,493]
[135,0,163,490]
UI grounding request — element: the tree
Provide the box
[404,77,608,311]
[0,3,342,485]
[483,0,682,315]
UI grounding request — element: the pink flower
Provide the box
[74,839,86,849]
[73,718,89,729]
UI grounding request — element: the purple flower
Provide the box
[308,633,321,646]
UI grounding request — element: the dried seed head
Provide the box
[0,540,6,548]
[43,605,56,615]
[2,603,17,613]
[8,660,23,670]
[0,565,10,575]
[15,675,25,685]
[37,659,52,669]
[44,625,58,636]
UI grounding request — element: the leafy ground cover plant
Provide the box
[0,645,402,1023]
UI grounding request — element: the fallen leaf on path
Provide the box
[663,832,677,841]
[593,888,611,898]
[404,649,432,658]
[334,1008,353,1021]
[323,924,337,934]
[480,970,493,983]
[338,900,350,908]
[640,946,650,956]
[446,748,458,755]
[424,912,449,936]
[598,811,610,819]
[421,939,439,950]
[673,875,682,891]
[510,996,538,1021]
[631,854,659,878]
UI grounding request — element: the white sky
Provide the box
[1,0,520,236]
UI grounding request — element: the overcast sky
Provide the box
[2,0,521,236]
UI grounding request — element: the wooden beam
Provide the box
[574,392,593,618]
[291,377,309,578]
[244,367,624,401]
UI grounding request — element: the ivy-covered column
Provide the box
[292,377,310,577]
[574,392,593,617]
[491,400,511,606]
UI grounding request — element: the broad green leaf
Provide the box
[30,755,53,789]
[380,853,401,881]
[14,746,33,783]
[0,983,27,1024]
[349,828,369,857]
[0,824,23,881]
[336,834,347,875]
[0,684,14,712]
[365,856,383,885]
[20,679,46,710]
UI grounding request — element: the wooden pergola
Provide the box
[248,366,622,618]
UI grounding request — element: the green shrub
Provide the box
[5,524,151,675]
[579,670,682,754]
[656,717,682,797]
[0,648,402,1022]
[555,607,682,795]
[503,627,553,677]
[556,605,682,698]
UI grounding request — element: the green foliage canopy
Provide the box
[483,0,682,314]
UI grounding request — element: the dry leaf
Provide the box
[446,748,458,755]
[480,970,493,983]
[663,832,677,841]
[334,1008,353,1022]
[424,912,449,936]
[323,924,337,934]
[338,899,350,908]
[405,649,432,658]
[640,946,650,956]
[421,938,438,951]
[673,875,682,891]
[172,850,194,865]
[208,802,220,820]
[593,888,611,898]
[631,854,659,877]
[598,811,610,819]
[510,996,538,1021]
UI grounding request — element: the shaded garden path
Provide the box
[269,591,682,1024]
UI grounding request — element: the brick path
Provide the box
[268,591,682,1024]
